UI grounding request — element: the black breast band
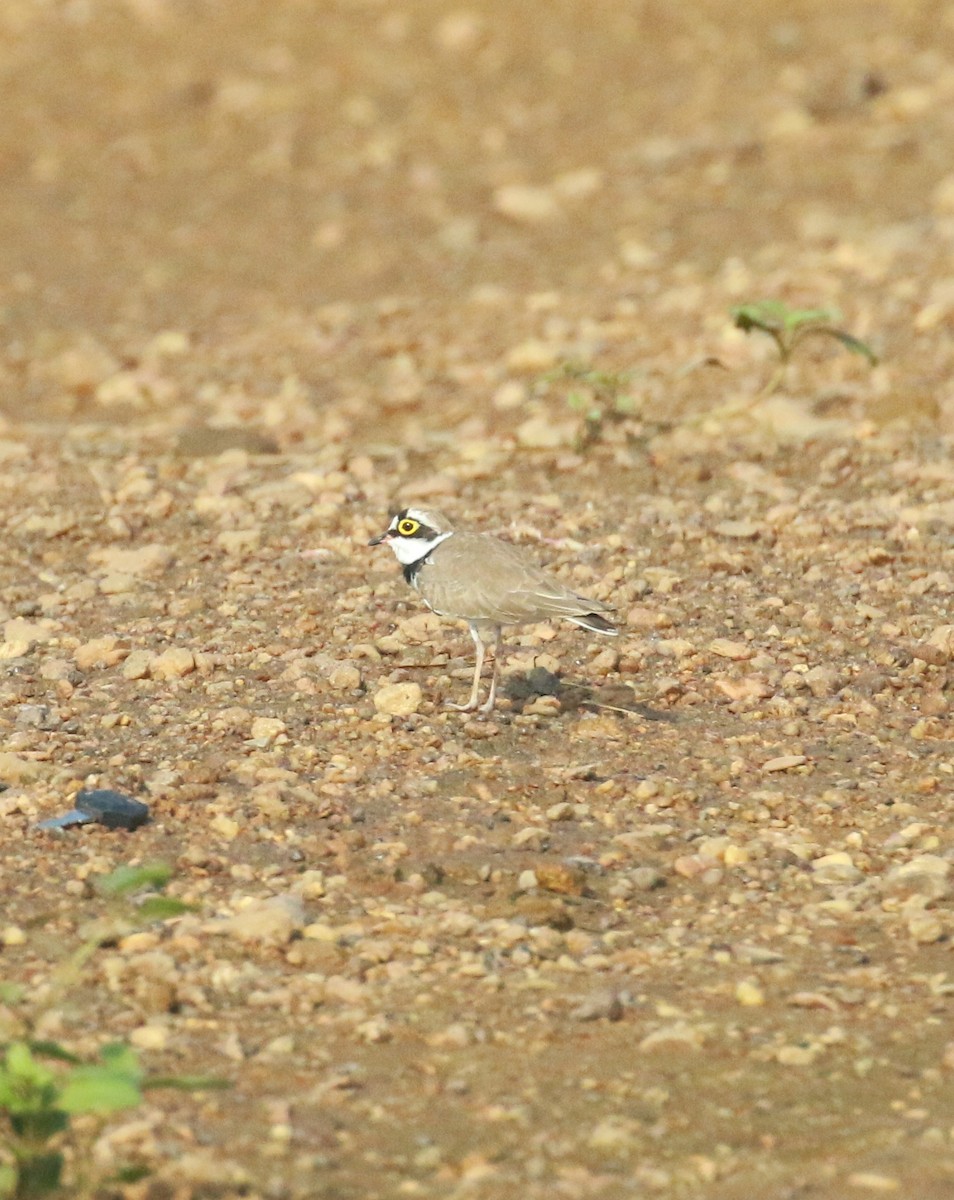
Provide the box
[403,546,435,587]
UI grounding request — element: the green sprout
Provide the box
[731,300,878,396]
[0,864,226,1198]
[548,363,640,450]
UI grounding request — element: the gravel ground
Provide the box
[2,3,954,1198]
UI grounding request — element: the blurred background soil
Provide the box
[2,2,954,1198]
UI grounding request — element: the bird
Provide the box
[368,506,617,713]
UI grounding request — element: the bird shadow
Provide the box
[502,666,677,722]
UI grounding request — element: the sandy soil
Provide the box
[2,2,954,1197]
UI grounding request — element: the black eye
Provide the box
[397,518,420,536]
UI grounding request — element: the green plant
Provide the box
[731,300,878,395]
[549,363,640,450]
[0,864,225,1198]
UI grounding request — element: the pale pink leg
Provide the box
[447,625,485,712]
[478,627,503,713]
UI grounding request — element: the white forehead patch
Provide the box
[397,507,446,530]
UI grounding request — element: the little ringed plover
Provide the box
[369,507,617,713]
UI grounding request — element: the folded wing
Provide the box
[420,533,617,630]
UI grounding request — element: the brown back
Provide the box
[416,532,614,626]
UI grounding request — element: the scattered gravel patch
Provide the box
[2,4,954,1197]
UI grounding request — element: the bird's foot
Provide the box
[445,697,498,715]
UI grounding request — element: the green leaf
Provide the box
[556,361,590,380]
[10,1109,68,1140]
[0,982,24,1004]
[0,1163,16,1199]
[4,1043,55,1089]
[594,370,629,392]
[732,300,842,335]
[10,1152,62,1197]
[111,1164,152,1184]
[819,328,878,364]
[55,1043,143,1114]
[6,1041,35,1077]
[57,1067,141,1114]
[782,305,839,329]
[98,863,172,897]
[732,300,788,333]
[26,1042,81,1066]
[143,1075,230,1092]
[136,897,194,921]
[98,1043,143,1080]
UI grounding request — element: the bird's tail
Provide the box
[570,612,618,636]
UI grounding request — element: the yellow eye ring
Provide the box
[397,518,420,536]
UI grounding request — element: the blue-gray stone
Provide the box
[35,790,150,833]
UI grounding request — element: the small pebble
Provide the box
[713,519,762,540]
[708,638,754,660]
[74,636,126,670]
[373,682,422,717]
[639,1023,704,1053]
[493,185,562,223]
[630,867,666,891]
[250,717,287,742]
[223,895,305,946]
[907,914,945,944]
[15,704,55,728]
[735,980,765,1006]
[587,1118,639,1151]
[845,1172,900,1192]
[150,647,196,680]
[763,754,808,773]
[123,650,156,680]
[812,852,864,884]
[570,990,624,1022]
[777,1044,819,1066]
[328,664,361,690]
[129,1024,170,1050]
